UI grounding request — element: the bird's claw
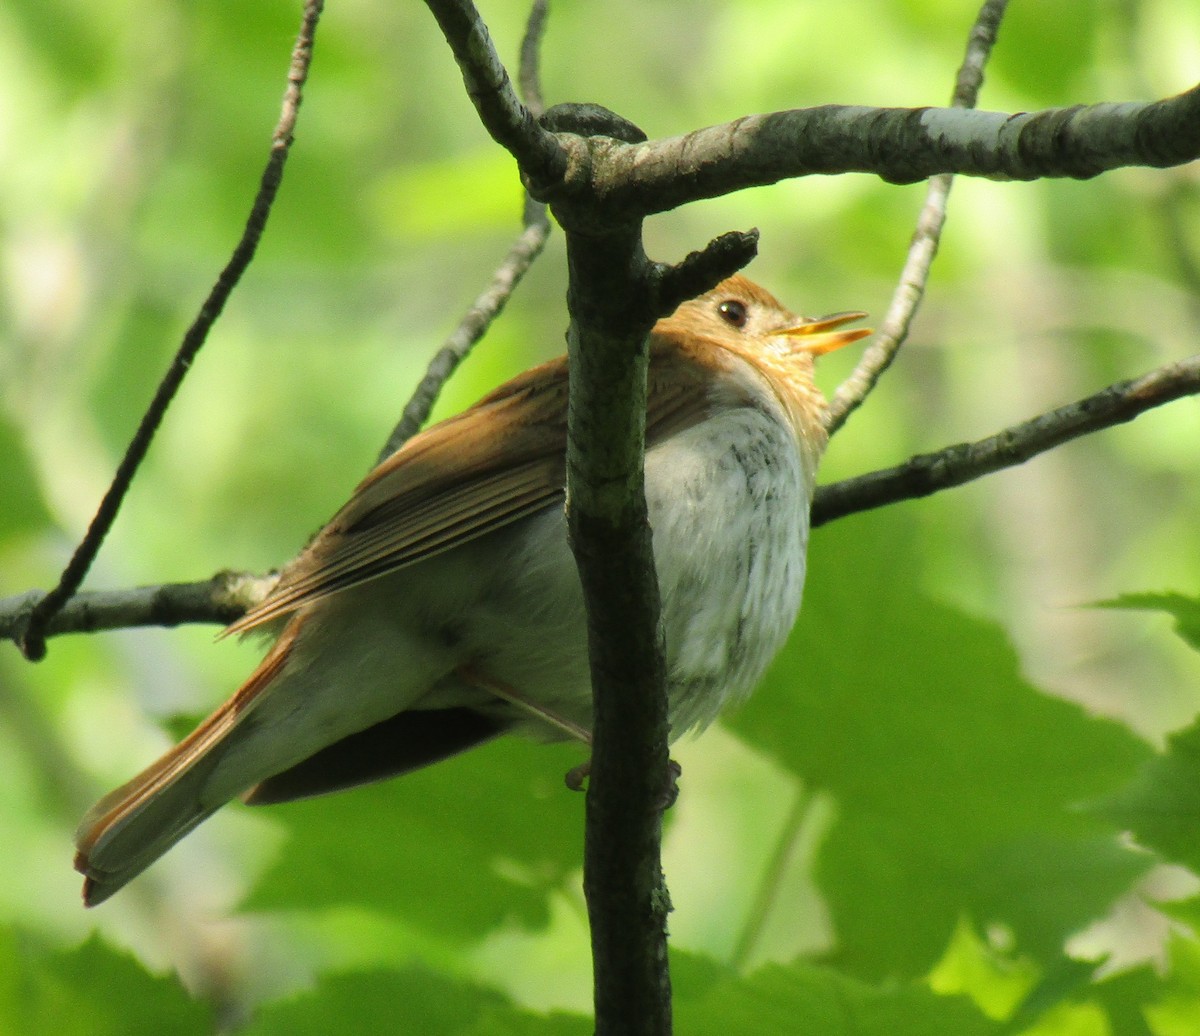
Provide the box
[564,760,590,791]
[659,759,682,809]
[563,757,682,811]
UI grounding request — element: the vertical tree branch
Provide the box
[563,216,757,1034]
[417,3,677,1025]
[565,227,674,1035]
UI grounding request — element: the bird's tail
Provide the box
[74,622,298,907]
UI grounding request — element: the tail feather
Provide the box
[74,619,300,907]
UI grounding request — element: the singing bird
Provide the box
[74,275,869,906]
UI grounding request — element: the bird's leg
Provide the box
[454,664,592,744]
[452,665,680,806]
[455,665,597,792]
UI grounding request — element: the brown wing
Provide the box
[226,343,717,637]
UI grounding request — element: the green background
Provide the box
[2,0,1200,1031]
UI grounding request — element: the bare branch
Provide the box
[518,0,550,118]
[542,86,1200,220]
[0,572,275,641]
[533,99,756,1036]
[14,0,324,662]
[655,230,760,314]
[422,0,565,189]
[812,354,1200,527]
[567,228,675,1033]
[949,0,1011,107]
[827,0,1010,433]
[730,784,811,972]
[1160,183,1200,314]
[551,123,671,1033]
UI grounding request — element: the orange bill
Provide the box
[773,311,871,356]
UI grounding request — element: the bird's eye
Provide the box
[717,299,748,328]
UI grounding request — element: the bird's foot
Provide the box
[563,757,682,810]
[565,759,590,792]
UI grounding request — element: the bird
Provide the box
[73,274,869,907]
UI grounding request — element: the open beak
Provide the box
[773,311,871,356]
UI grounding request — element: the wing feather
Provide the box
[226,341,719,637]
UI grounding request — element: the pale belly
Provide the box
[420,404,810,738]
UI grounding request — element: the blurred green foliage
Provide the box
[2,0,1200,1032]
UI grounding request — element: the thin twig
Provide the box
[518,0,550,118]
[15,0,324,662]
[826,0,1010,433]
[422,0,565,190]
[813,353,1200,526]
[376,0,554,462]
[376,213,551,462]
[1160,185,1200,320]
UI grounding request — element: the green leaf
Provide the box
[728,510,1152,980]
[1143,933,1200,1035]
[243,738,585,940]
[1095,717,1200,874]
[672,953,1001,1036]
[1092,593,1200,654]
[0,928,210,1036]
[1088,965,1160,1036]
[242,968,591,1036]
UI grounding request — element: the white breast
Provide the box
[646,402,810,735]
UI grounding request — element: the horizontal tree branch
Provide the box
[6,353,1196,644]
[540,85,1200,220]
[0,572,277,640]
[813,353,1200,526]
